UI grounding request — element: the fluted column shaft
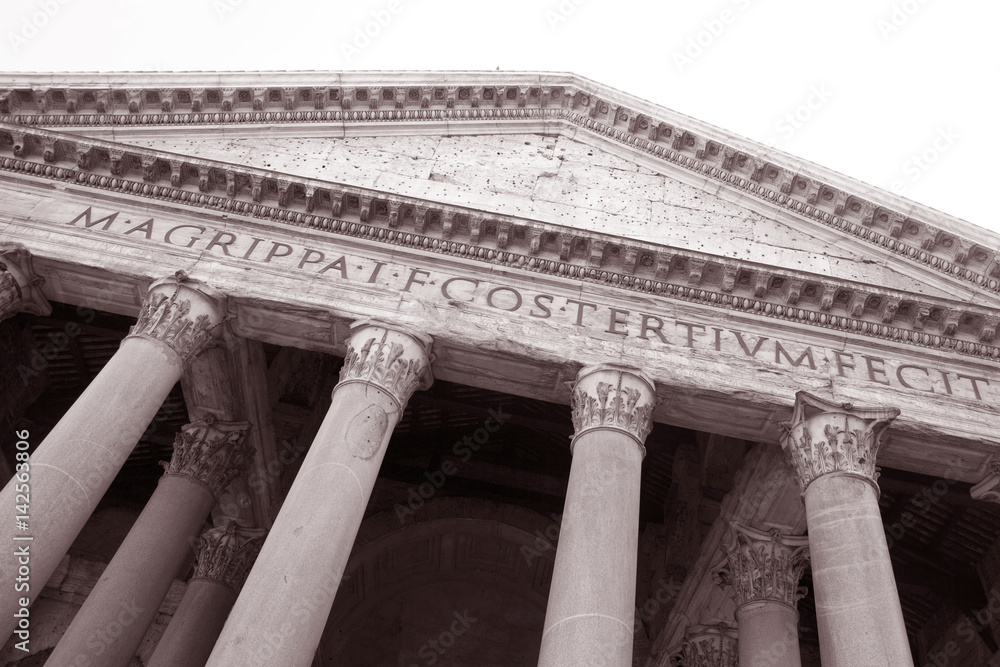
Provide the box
[48,419,254,667]
[537,364,655,667]
[206,320,433,667]
[781,390,911,667]
[0,275,223,643]
[147,523,265,667]
[720,523,809,667]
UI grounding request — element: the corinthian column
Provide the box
[48,418,254,667]
[671,624,739,667]
[718,523,809,667]
[206,319,433,667]
[780,390,910,667]
[0,243,50,321]
[0,272,224,643]
[537,364,655,667]
[148,522,266,667]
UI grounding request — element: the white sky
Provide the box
[1,0,996,234]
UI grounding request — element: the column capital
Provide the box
[193,522,266,594]
[971,461,1000,503]
[0,243,51,322]
[570,363,655,456]
[670,624,738,667]
[715,522,809,611]
[161,418,255,500]
[338,318,433,409]
[779,390,900,493]
[126,271,227,365]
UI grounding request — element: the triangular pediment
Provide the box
[2,71,999,350]
[114,130,983,305]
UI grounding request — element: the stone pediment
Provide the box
[2,71,997,310]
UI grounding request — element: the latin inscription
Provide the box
[65,207,995,404]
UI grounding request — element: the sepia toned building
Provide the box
[1,71,999,666]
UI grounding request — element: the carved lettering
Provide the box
[529,294,553,318]
[67,207,118,230]
[675,321,705,348]
[565,299,597,326]
[606,308,629,336]
[319,256,348,278]
[441,277,479,302]
[639,314,669,344]
[732,331,768,358]
[863,355,891,386]
[774,342,815,369]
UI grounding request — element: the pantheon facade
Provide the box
[1,72,1000,667]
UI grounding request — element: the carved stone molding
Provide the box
[0,243,51,322]
[338,319,434,409]
[971,461,1000,503]
[193,522,266,594]
[161,417,255,500]
[715,522,809,610]
[125,271,226,365]
[570,363,655,456]
[670,624,738,667]
[780,390,900,493]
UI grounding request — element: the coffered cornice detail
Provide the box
[3,120,999,364]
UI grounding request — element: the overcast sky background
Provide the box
[1,0,995,235]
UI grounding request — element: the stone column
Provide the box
[0,273,224,642]
[0,242,50,322]
[48,418,254,667]
[780,390,911,667]
[717,523,809,667]
[148,522,265,667]
[537,364,656,667]
[206,320,433,667]
[671,624,739,667]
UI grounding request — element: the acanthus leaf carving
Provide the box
[716,522,809,609]
[160,417,255,500]
[570,365,655,455]
[126,276,225,365]
[193,522,266,594]
[779,390,900,492]
[338,323,432,408]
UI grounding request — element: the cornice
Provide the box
[1,119,999,364]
